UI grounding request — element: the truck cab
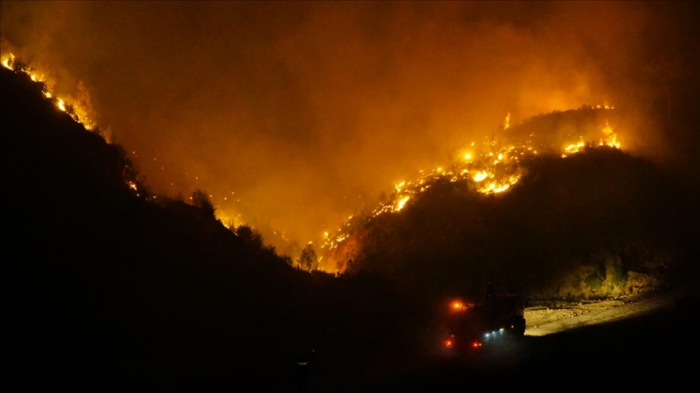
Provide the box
[441,282,526,353]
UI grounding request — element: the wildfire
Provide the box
[1,53,13,69]
[1,53,97,131]
[321,106,624,264]
[371,112,623,216]
[473,171,488,182]
[2,52,139,196]
[395,195,410,211]
[562,137,586,158]
[3,52,628,274]
[599,120,620,149]
[360,136,534,223]
[562,120,621,158]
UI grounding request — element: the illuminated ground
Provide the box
[524,291,682,336]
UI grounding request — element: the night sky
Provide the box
[2,1,697,255]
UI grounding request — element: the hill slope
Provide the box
[4,63,699,390]
[1,65,374,389]
[335,111,699,302]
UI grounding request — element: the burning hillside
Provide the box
[3,3,700,389]
[321,107,695,302]
[0,50,624,276]
[1,63,370,389]
[2,48,694,303]
[2,53,98,133]
[320,106,623,266]
[1,52,150,199]
[5,1,699,259]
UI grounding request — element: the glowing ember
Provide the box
[473,171,488,182]
[395,195,410,211]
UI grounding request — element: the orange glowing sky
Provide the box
[1,1,697,255]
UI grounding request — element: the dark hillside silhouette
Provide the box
[4,63,699,390]
[1,66,404,390]
[342,114,698,303]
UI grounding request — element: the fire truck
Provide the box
[441,280,526,353]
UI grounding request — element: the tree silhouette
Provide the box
[191,189,216,218]
[299,244,318,271]
[235,224,263,249]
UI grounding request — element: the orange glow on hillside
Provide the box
[1,53,97,131]
[2,53,141,197]
[321,106,624,267]
[2,53,626,275]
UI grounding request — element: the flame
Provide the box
[562,137,586,157]
[473,171,488,182]
[1,53,14,69]
[395,181,406,192]
[503,112,510,130]
[395,195,410,211]
[599,120,620,149]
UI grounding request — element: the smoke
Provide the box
[2,1,696,253]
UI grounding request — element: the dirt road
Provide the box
[524,288,692,336]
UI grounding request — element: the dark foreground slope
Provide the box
[1,65,289,387]
[0,66,406,391]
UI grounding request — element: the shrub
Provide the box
[191,189,216,218]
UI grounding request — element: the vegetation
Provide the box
[299,243,319,271]
[191,188,216,218]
